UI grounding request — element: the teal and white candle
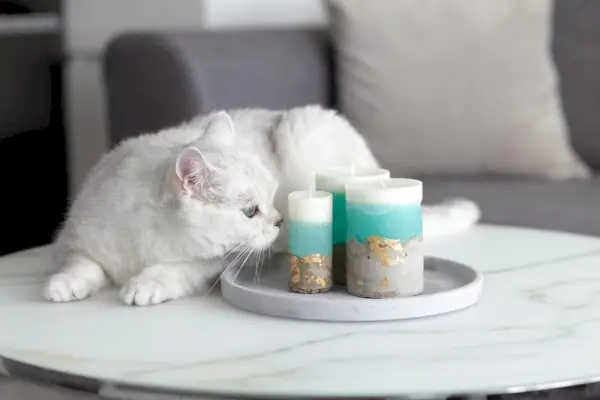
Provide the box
[287,191,333,294]
[345,178,424,299]
[315,166,390,286]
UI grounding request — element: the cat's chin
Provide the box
[248,241,278,252]
[247,233,280,252]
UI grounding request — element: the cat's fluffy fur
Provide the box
[44,105,480,306]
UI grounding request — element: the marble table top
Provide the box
[2,224,600,399]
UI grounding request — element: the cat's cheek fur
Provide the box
[243,210,282,251]
[248,224,281,251]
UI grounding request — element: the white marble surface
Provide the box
[2,225,600,398]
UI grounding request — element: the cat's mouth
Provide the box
[248,229,280,251]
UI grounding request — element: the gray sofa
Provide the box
[103,5,600,239]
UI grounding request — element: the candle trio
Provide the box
[288,167,425,299]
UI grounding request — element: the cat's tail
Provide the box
[422,198,481,238]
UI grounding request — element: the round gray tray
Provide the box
[221,254,483,322]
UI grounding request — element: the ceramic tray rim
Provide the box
[221,256,483,322]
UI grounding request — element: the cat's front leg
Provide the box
[119,261,220,306]
[44,255,109,302]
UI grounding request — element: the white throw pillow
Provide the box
[327,0,591,179]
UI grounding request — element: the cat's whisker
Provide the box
[234,249,254,282]
[260,252,263,280]
[254,250,265,284]
[268,247,272,272]
[260,250,265,281]
[205,245,251,296]
[222,242,247,260]
[253,251,260,284]
[221,245,249,274]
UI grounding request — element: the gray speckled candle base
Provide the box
[346,236,424,299]
[288,254,333,294]
[289,286,330,294]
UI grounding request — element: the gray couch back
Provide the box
[553,0,600,171]
[104,0,600,171]
[104,29,334,145]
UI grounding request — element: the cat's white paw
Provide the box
[44,273,94,302]
[120,278,170,306]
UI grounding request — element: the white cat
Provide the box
[44,105,480,306]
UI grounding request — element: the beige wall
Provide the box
[202,0,326,29]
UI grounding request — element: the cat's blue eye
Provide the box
[243,205,259,218]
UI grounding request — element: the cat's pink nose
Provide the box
[274,218,283,227]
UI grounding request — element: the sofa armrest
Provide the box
[103,29,333,144]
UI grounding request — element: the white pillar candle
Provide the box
[344,178,424,298]
[287,191,333,294]
[314,166,390,286]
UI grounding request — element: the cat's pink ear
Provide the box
[175,146,209,192]
[204,110,236,147]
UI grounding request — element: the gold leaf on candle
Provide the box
[290,261,301,284]
[365,235,420,267]
[381,275,389,288]
[290,254,331,290]
[306,275,329,288]
[291,254,329,269]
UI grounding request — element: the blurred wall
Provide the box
[203,0,326,29]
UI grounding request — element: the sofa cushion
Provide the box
[422,176,600,236]
[328,0,590,180]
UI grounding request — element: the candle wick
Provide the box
[380,180,386,188]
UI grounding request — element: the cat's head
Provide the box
[172,111,282,258]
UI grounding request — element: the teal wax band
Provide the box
[332,192,347,245]
[288,220,332,257]
[346,202,422,242]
